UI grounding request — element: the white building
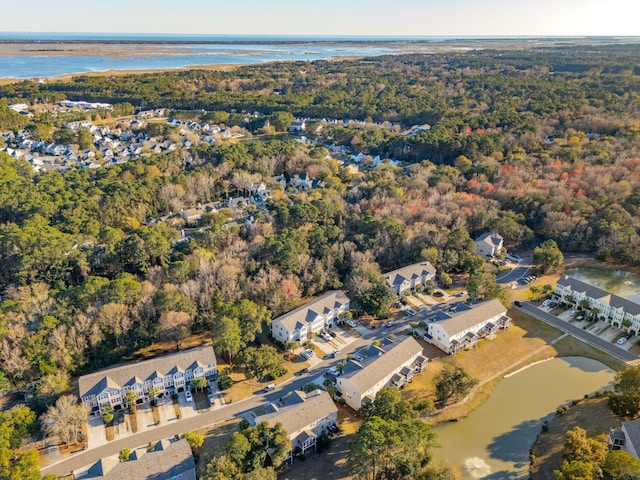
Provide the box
[555,274,640,335]
[337,336,424,410]
[609,419,640,458]
[78,346,217,413]
[384,261,437,296]
[475,231,504,258]
[271,291,350,344]
[247,389,337,461]
[426,299,510,354]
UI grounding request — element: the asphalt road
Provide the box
[41,333,375,477]
[497,266,529,284]
[517,303,638,363]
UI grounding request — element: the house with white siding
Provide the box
[609,419,640,458]
[384,262,437,297]
[78,346,216,414]
[475,232,504,258]
[426,299,510,354]
[271,291,350,344]
[336,336,424,410]
[246,389,337,462]
[554,274,640,335]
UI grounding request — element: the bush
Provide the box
[171,393,178,400]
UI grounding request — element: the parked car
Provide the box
[457,291,467,297]
[570,310,577,315]
[329,331,337,337]
[327,367,341,376]
[295,368,309,376]
[184,390,193,402]
[513,300,523,307]
[347,320,357,328]
[264,383,276,392]
[385,321,396,328]
[433,290,444,297]
[302,349,315,359]
[617,337,628,345]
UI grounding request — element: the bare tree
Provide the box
[157,311,193,350]
[96,303,132,347]
[41,395,88,446]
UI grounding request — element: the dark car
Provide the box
[295,368,309,376]
[514,300,523,307]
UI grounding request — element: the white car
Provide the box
[184,390,193,402]
[302,349,315,359]
[347,320,357,328]
[264,383,276,392]
[617,337,628,345]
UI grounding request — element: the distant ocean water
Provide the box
[0,33,490,79]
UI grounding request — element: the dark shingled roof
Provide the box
[557,275,640,315]
[78,346,216,399]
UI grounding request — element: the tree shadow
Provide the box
[486,416,549,463]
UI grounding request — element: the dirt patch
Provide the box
[173,400,182,419]
[530,397,619,480]
[151,405,160,425]
[129,412,138,433]
[105,425,114,441]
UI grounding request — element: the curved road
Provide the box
[517,303,638,363]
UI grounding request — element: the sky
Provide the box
[3,0,639,37]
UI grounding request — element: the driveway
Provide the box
[517,303,638,363]
[497,266,529,284]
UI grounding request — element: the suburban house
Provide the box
[384,261,437,296]
[475,231,504,258]
[271,291,350,344]
[609,419,640,458]
[336,336,424,410]
[78,346,217,413]
[555,275,640,335]
[246,389,337,462]
[426,299,510,354]
[289,120,306,132]
[180,202,219,224]
[73,438,196,480]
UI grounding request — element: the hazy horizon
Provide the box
[3,0,638,37]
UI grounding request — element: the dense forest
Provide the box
[0,44,639,417]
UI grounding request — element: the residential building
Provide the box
[74,438,196,480]
[289,120,306,132]
[384,261,437,296]
[426,299,510,354]
[78,346,217,413]
[337,336,424,410]
[247,389,337,462]
[270,291,350,344]
[475,231,504,258]
[554,275,640,335]
[609,419,640,458]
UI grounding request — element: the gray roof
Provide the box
[435,299,507,337]
[79,346,216,399]
[76,438,196,480]
[476,231,503,247]
[341,336,423,394]
[623,419,640,451]
[273,290,350,333]
[557,275,640,315]
[384,262,436,288]
[253,390,337,436]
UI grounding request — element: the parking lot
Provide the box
[536,301,635,351]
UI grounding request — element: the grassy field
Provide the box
[530,397,619,480]
[403,311,565,422]
[552,335,626,371]
[194,418,241,473]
